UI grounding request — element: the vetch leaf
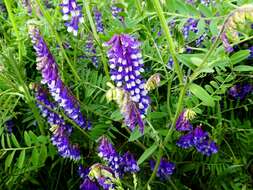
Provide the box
[148,112,167,119]
[32,148,39,166]
[1,135,5,148]
[230,50,250,65]
[11,134,20,148]
[6,134,11,148]
[233,65,253,72]
[189,83,215,107]
[137,143,158,165]
[129,127,144,142]
[17,150,26,169]
[5,150,16,170]
[24,131,31,146]
[39,144,47,164]
[110,110,123,121]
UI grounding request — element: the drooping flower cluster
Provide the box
[150,158,175,180]
[93,7,104,34]
[228,84,253,100]
[98,137,139,177]
[78,163,123,190]
[177,126,218,156]
[35,86,81,160]
[221,33,234,53]
[29,26,89,130]
[104,34,150,132]
[221,5,253,53]
[182,18,198,39]
[175,110,194,132]
[176,110,218,156]
[85,35,99,68]
[60,0,84,36]
[145,73,161,92]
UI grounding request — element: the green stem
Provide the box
[35,0,81,82]
[83,0,110,80]
[152,0,183,85]
[4,0,22,63]
[145,84,187,188]
[134,0,142,15]
[167,72,175,121]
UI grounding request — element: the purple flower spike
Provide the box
[182,18,198,39]
[29,27,89,130]
[111,4,124,22]
[35,86,80,160]
[78,165,89,179]
[98,137,122,175]
[150,158,175,180]
[51,126,81,160]
[122,152,139,173]
[86,35,99,68]
[176,111,193,131]
[60,0,84,36]
[196,34,206,47]
[195,140,218,156]
[93,7,104,34]
[104,34,150,131]
[192,126,209,145]
[80,178,99,190]
[98,137,139,177]
[176,132,194,149]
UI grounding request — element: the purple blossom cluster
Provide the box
[5,119,14,134]
[200,0,211,6]
[93,7,104,34]
[98,137,139,177]
[78,164,118,190]
[167,57,174,70]
[86,35,99,68]
[150,158,175,180]
[249,46,253,58]
[228,84,253,100]
[176,111,218,156]
[104,34,150,132]
[196,34,206,47]
[29,26,89,130]
[182,18,198,39]
[35,86,81,160]
[60,0,84,36]
[111,4,124,22]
